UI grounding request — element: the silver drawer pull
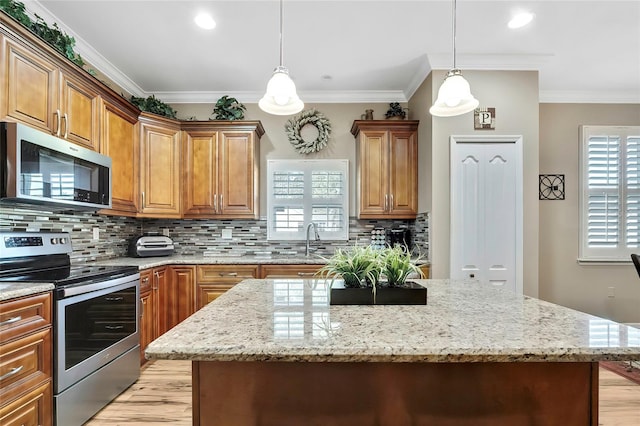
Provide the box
[0,316,22,327]
[141,277,149,284]
[105,325,124,330]
[297,272,315,276]
[0,365,24,381]
[219,272,238,277]
[105,296,123,302]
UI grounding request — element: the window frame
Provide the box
[267,159,349,241]
[579,125,640,263]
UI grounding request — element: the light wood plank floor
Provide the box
[86,361,640,425]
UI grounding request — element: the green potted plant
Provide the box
[319,245,426,305]
[318,245,381,288]
[211,95,246,120]
[381,245,423,287]
[385,102,406,120]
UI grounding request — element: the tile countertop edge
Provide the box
[145,278,640,363]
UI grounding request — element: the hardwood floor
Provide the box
[86,361,640,425]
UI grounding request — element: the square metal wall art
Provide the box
[539,174,565,200]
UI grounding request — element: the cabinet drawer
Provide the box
[197,265,258,283]
[260,264,324,279]
[0,293,51,343]
[0,328,51,403]
[0,380,52,426]
[139,269,153,293]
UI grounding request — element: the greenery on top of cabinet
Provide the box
[0,0,92,72]
[130,95,178,119]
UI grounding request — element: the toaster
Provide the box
[128,233,175,257]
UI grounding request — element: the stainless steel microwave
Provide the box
[0,122,112,210]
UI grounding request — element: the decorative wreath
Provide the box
[285,109,332,154]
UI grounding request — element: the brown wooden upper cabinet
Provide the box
[138,113,182,218]
[1,35,100,150]
[99,99,140,216]
[182,121,264,219]
[351,120,419,219]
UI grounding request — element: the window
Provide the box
[267,159,348,241]
[580,126,640,262]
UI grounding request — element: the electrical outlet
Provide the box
[221,229,232,239]
[607,286,615,298]
[162,228,170,237]
[92,227,100,241]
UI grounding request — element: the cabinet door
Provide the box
[139,288,154,365]
[2,38,58,134]
[59,72,100,150]
[388,130,418,218]
[138,269,154,364]
[357,130,389,217]
[153,267,169,337]
[196,265,258,310]
[219,131,257,218]
[167,266,196,329]
[100,101,139,215]
[139,116,182,217]
[183,130,217,216]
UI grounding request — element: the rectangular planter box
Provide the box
[330,281,427,305]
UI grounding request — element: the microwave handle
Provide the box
[62,113,68,139]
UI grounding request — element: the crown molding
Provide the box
[157,90,409,104]
[28,1,146,97]
[540,90,640,104]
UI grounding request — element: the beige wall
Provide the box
[410,70,540,297]
[172,102,403,218]
[408,74,433,214]
[539,103,640,323]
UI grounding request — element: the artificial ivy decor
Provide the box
[285,109,332,154]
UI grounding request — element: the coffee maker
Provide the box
[386,228,411,250]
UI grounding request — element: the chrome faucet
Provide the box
[305,222,320,257]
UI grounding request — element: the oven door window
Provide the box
[64,287,137,370]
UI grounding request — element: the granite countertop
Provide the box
[0,282,55,301]
[94,254,331,269]
[146,278,640,363]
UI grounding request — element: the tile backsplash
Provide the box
[0,205,429,263]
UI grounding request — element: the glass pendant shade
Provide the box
[429,69,479,117]
[259,66,304,115]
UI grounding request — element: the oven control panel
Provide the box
[0,232,72,258]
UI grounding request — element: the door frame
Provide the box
[450,135,524,295]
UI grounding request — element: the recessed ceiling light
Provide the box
[194,12,216,30]
[508,12,534,29]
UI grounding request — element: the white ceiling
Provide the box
[28,0,640,104]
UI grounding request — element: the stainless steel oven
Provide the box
[0,231,140,426]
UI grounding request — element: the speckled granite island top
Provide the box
[146,278,640,363]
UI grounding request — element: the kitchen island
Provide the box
[146,278,640,425]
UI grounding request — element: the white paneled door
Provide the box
[450,136,523,294]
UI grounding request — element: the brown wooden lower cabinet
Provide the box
[0,293,52,426]
[139,269,154,365]
[193,361,599,426]
[196,265,258,309]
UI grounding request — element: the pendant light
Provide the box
[429,0,479,117]
[259,0,303,115]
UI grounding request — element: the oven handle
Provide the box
[60,273,141,298]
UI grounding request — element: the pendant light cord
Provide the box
[279,0,284,67]
[452,0,457,69]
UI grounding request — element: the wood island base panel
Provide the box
[193,361,598,426]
